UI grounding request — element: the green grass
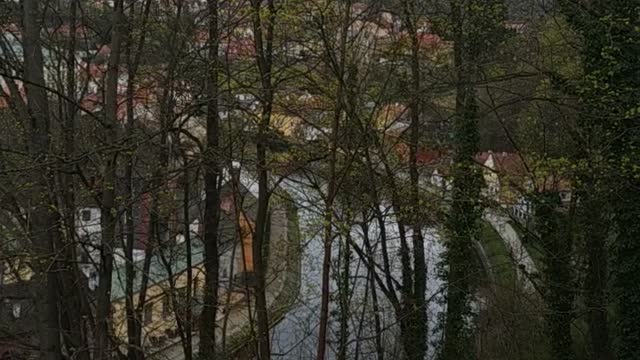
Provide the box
[479,221,517,288]
[476,222,554,359]
[508,220,545,271]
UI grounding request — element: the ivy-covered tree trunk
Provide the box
[442,81,483,360]
[535,192,575,360]
[577,176,613,360]
[599,21,640,360]
[559,1,639,358]
[442,3,484,358]
[442,0,505,356]
[613,178,640,359]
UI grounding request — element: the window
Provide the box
[88,271,98,291]
[176,233,185,245]
[81,210,91,221]
[12,302,21,318]
[193,276,200,300]
[162,296,171,319]
[143,303,153,325]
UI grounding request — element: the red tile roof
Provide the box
[194,29,256,60]
[47,24,93,38]
[394,142,448,166]
[0,80,26,109]
[79,89,155,122]
[475,151,491,165]
[492,152,528,176]
[399,32,444,49]
[1,23,21,38]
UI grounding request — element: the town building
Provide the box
[0,171,262,357]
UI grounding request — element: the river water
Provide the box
[270,177,446,359]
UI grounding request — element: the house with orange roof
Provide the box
[391,140,452,194]
[477,151,573,223]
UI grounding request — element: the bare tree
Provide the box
[199,0,222,358]
[248,0,278,356]
[22,1,62,359]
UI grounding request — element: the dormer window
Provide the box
[12,302,21,318]
[176,233,185,245]
[88,272,98,291]
[81,210,92,221]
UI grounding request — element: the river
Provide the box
[270,176,446,359]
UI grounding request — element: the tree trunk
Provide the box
[337,226,351,360]
[199,0,221,357]
[442,0,484,357]
[536,192,575,360]
[316,3,350,358]
[557,0,639,357]
[249,0,277,357]
[124,0,151,357]
[578,182,613,360]
[253,134,271,360]
[58,1,92,358]
[122,1,150,358]
[22,1,62,360]
[613,181,640,360]
[95,1,125,358]
[402,0,427,357]
[183,154,194,360]
[367,255,384,360]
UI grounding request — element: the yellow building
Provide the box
[109,201,257,348]
[270,112,303,138]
